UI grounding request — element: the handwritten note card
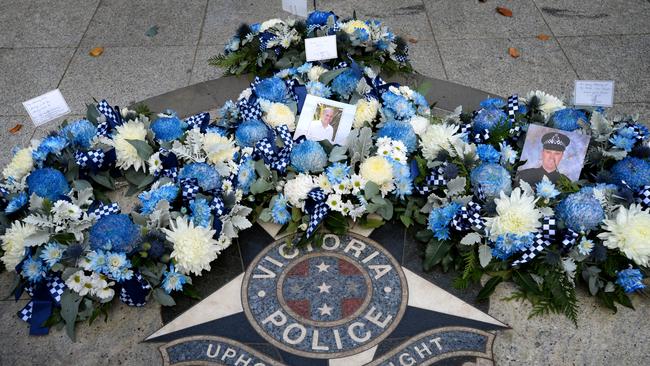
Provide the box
[22,89,71,127]
[574,80,614,107]
[305,35,338,62]
[282,0,308,18]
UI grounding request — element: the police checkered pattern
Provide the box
[96,120,110,137]
[472,128,490,143]
[415,164,447,195]
[625,122,647,141]
[254,125,294,174]
[333,62,349,70]
[509,125,522,141]
[561,229,579,252]
[97,100,122,128]
[119,273,151,307]
[19,301,33,322]
[459,122,472,136]
[161,167,179,180]
[512,216,556,267]
[46,277,65,304]
[236,97,262,121]
[305,188,329,238]
[75,149,106,169]
[636,185,650,209]
[180,178,200,202]
[507,94,519,124]
[210,195,225,216]
[184,112,210,129]
[284,79,299,102]
[89,202,121,219]
[451,201,485,232]
[18,277,66,322]
[0,186,10,197]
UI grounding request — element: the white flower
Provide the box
[360,156,393,186]
[486,188,542,240]
[420,123,463,160]
[577,237,595,256]
[562,257,577,284]
[94,286,115,302]
[65,270,88,294]
[163,216,222,276]
[409,115,429,135]
[105,120,148,171]
[342,20,370,36]
[525,90,565,119]
[332,180,351,195]
[203,132,237,175]
[148,152,163,174]
[499,142,518,164]
[260,100,295,130]
[238,88,252,100]
[260,18,284,32]
[350,174,366,194]
[349,204,367,220]
[283,174,317,208]
[51,200,82,222]
[327,194,343,211]
[317,173,333,193]
[308,66,328,82]
[3,147,34,181]
[598,204,650,266]
[0,222,38,268]
[353,99,380,128]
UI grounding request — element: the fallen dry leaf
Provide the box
[496,6,513,17]
[89,47,104,57]
[407,36,418,44]
[508,47,520,58]
[537,34,551,41]
[9,124,23,134]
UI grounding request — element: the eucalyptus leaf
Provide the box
[60,290,82,341]
[250,178,273,195]
[254,159,270,179]
[319,67,348,85]
[86,103,101,124]
[363,181,380,200]
[126,139,154,161]
[90,173,115,190]
[460,232,482,246]
[153,288,176,306]
[328,145,348,162]
[478,244,492,268]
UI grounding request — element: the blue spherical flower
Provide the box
[162,264,188,294]
[492,233,534,260]
[32,135,69,164]
[473,108,510,133]
[326,162,350,184]
[307,10,337,27]
[382,92,416,121]
[306,81,332,98]
[138,184,179,214]
[235,119,270,147]
[480,98,506,109]
[271,194,290,225]
[89,214,140,253]
[476,144,501,164]
[290,140,327,173]
[470,163,512,198]
[4,192,28,214]
[151,116,186,142]
[237,156,257,194]
[190,198,212,228]
[610,157,650,190]
[40,242,65,268]
[551,108,588,131]
[60,119,97,149]
[556,189,605,232]
[331,69,361,99]
[255,77,288,102]
[21,257,46,283]
[616,268,645,293]
[428,202,462,240]
[179,162,221,191]
[377,120,417,152]
[26,168,70,201]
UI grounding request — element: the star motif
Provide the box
[316,261,330,273]
[318,303,333,316]
[317,282,331,293]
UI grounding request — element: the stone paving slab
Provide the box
[0,0,31,48]
[189,45,225,85]
[406,40,447,80]
[0,116,37,168]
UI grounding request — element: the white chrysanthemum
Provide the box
[350,174,366,194]
[203,132,237,168]
[353,99,380,128]
[0,222,38,268]
[107,120,148,172]
[525,90,565,118]
[52,200,82,222]
[163,216,221,276]
[409,115,429,135]
[420,123,463,160]
[308,66,328,82]
[260,101,295,130]
[284,174,317,208]
[238,87,253,101]
[317,173,333,193]
[260,18,284,32]
[3,147,34,180]
[486,188,542,240]
[360,156,393,186]
[598,204,650,266]
[342,20,370,35]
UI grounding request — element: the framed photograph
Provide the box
[516,124,590,186]
[294,95,357,145]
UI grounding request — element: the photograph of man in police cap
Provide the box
[516,124,590,186]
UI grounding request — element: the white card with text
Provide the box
[22,89,71,127]
[574,80,614,107]
[305,35,338,62]
[282,0,308,18]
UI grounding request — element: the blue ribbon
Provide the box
[635,185,650,209]
[118,273,151,307]
[17,276,65,335]
[561,229,580,254]
[74,148,116,171]
[512,216,557,267]
[304,188,329,238]
[253,125,295,174]
[96,100,123,137]
[415,164,447,195]
[183,112,210,132]
[450,201,485,232]
[88,202,121,219]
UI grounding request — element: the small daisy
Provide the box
[577,237,595,256]
[327,194,343,211]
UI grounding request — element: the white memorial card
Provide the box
[282,0,308,18]
[574,80,614,107]
[22,89,71,127]
[305,35,338,62]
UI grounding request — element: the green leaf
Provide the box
[359,217,384,229]
[250,178,273,194]
[319,67,348,85]
[363,181,380,200]
[145,25,159,37]
[254,159,270,179]
[182,284,202,300]
[90,173,115,190]
[423,240,451,271]
[124,168,155,189]
[60,290,82,341]
[460,232,482,246]
[126,139,154,161]
[399,214,412,227]
[478,244,492,268]
[86,103,101,124]
[328,145,348,162]
[153,288,176,306]
[477,276,503,301]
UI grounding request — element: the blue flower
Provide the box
[326,162,350,184]
[217,100,239,126]
[271,194,290,225]
[237,156,256,194]
[392,162,413,199]
[254,77,288,103]
[609,134,636,151]
[476,144,501,164]
[162,264,188,294]
[89,214,140,253]
[179,163,221,191]
[480,98,506,109]
[60,119,97,149]
[140,231,167,260]
[492,233,534,260]
[470,163,512,198]
[307,10,337,27]
[274,68,297,79]
[105,251,133,282]
[235,119,270,147]
[4,192,28,214]
[499,142,518,165]
[306,81,332,98]
[206,126,227,136]
[21,257,46,283]
[190,198,212,228]
[40,242,65,268]
[610,157,650,190]
[473,108,509,133]
[551,108,588,132]
[87,250,108,273]
[556,189,605,232]
[412,91,428,113]
[32,135,68,164]
[428,202,462,240]
[331,69,361,99]
[250,23,261,33]
[290,140,327,173]
[151,116,186,142]
[26,168,70,201]
[138,184,179,214]
[382,92,416,121]
[296,63,312,74]
[616,268,645,293]
[377,120,417,152]
[535,176,560,199]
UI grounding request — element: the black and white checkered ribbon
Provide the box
[333,62,348,70]
[180,178,201,203]
[450,201,485,232]
[507,95,519,124]
[304,188,329,238]
[512,216,556,267]
[253,124,295,174]
[19,277,65,325]
[236,97,262,121]
[184,112,210,131]
[415,164,447,195]
[118,273,151,307]
[561,229,579,253]
[74,148,116,170]
[96,100,123,137]
[636,185,650,209]
[89,202,121,219]
[0,186,8,207]
[472,128,491,143]
[624,122,647,141]
[210,195,225,216]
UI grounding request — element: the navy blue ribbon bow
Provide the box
[74,148,116,171]
[636,185,650,209]
[304,188,330,238]
[253,125,295,174]
[450,201,485,232]
[118,273,151,307]
[512,216,557,267]
[183,112,210,132]
[415,164,447,195]
[561,228,580,254]
[96,100,123,137]
[17,276,66,335]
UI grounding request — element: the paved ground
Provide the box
[1,1,650,365]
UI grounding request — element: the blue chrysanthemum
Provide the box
[32,135,68,164]
[4,192,28,214]
[21,257,46,283]
[296,62,312,74]
[382,92,416,121]
[307,10,337,27]
[610,157,650,190]
[138,184,179,214]
[480,98,506,109]
[412,91,428,112]
[331,69,361,99]
[271,194,290,225]
[255,77,288,102]
[391,161,413,199]
[535,176,560,199]
[616,268,645,293]
[290,140,327,173]
[306,81,332,98]
[326,162,350,184]
[377,120,417,152]
[470,163,512,198]
[40,242,65,268]
[235,119,270,147]
[89,214,140,253]
[87,250,108,273]
[492,233,534,260]
[162,264,188,294]
[151,116,186,142]
[473,108,510,133]
[179,162,222,191]
[551,108,588,132]
[610,134,636,152]
[428,202,462,240]
[26,168,70,201]
[556,189,605,232]
[476,144,501,164]
[105,251,133,282]
[190,198,212,228]
[60,119,97,149]
[237,156,257,194]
